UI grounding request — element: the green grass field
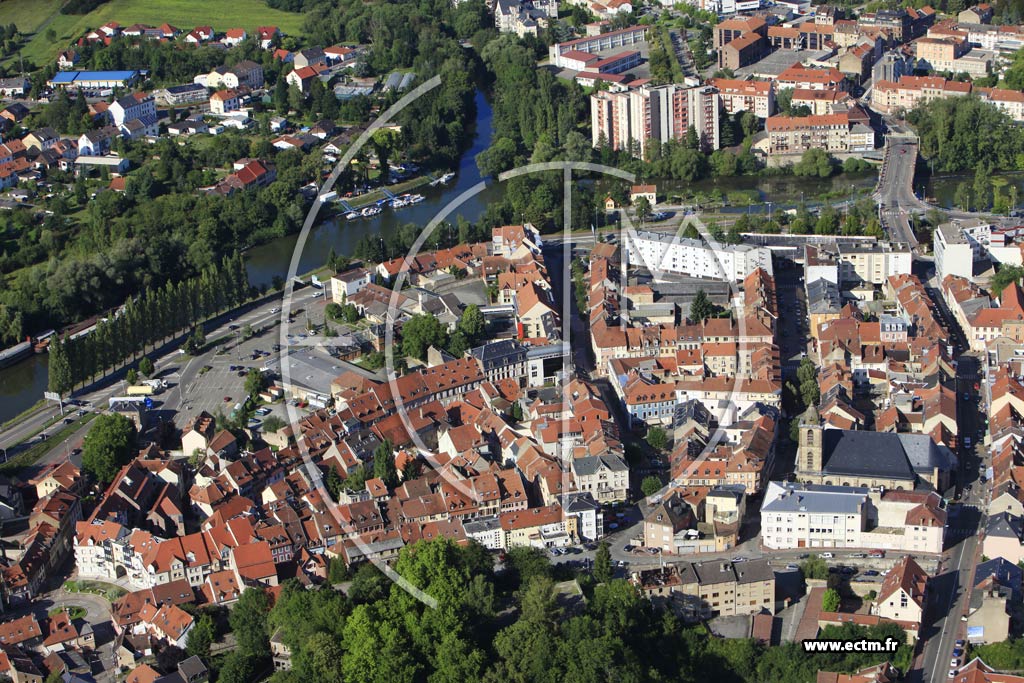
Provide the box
[0,0,64,34]
[0,0,308,68]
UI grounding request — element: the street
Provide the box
[0,285,326,476]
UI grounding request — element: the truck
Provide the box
[126,384,155,396]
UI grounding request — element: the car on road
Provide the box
[63,418,73,425]
[863,570,879,576]
[868,550,885,558]
[270,307,280,314]
[229,324,239,330]
[223,396,232,402]
[731,556,746,563]
[71,448,81,457]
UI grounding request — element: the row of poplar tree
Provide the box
[47,254,250,396]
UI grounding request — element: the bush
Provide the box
[641,476,663,498]
[800,556,828,580]
[822,588,841,612]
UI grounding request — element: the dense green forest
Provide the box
[908,96,1024,172]
[206,538,910,683]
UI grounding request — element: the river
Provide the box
[0,91,501,423]
[244,90,503,289]
[0,92,883,422]
[924,171,1024,211]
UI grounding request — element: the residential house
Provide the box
[209,90,240,115]
[872,555,927,624]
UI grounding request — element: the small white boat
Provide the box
[409,193,425,204]
[439,172,455,184]
[345,211,360,220]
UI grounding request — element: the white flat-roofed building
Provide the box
[624,229,774,281]
[836,241,912,288]
[934,220,975,281]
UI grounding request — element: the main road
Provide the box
[0,285,324,475]
[915,353,987,683]
[876,136,925,247]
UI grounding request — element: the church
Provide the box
[796,404,957,492]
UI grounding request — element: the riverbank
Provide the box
[345,174,439,210]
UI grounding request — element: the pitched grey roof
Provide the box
[572,453,628,476]
[974,557,1023,592]
[985,511,1024,540]
[564,492,600,513]
[897,432,957,474]
[693,559,738,586]
[806,277,841,314]
[761,482,868,515]
[821,430,917,481]
[463,516,502,534]
[470,340,526,366]
[734,558,775,585]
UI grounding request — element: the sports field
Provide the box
[0,0,308,67]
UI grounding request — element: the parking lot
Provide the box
[172,296,341,426]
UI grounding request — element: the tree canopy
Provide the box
[81,413,137,483]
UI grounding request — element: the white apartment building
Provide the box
[108,93,156,128]
[624,229,774,281]
[591,84,721,158]
[761,482,946,553]
[761,482,868,550]
[836,241,912,288]
[934,220,976,281]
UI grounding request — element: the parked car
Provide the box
[820,552,834,559]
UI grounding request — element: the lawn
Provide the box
[63,579,127,601]
[2,0,309,67]
[0,0,64,34]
